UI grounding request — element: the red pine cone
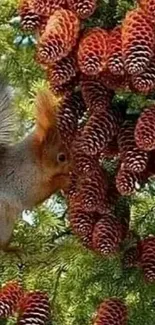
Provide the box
[107,26,124,76]
[138,0,155,26]
[19,0,44,31]
[92,213,123,256]
[118,120,148,172]
[78,28,108,76]
[138,236,155,282]
[135,106,155,151]
[36,9,80,65]
[46,53,77,87]
[94,298,128,325]
[66,0,97,19]
[122,8,154,75]
[131,59,155,94]
[79,108,123,156]
[57,91,86,145]
[122,246,140,269]
[0,281,23,318]
[116,168,143,196]
[80,77,113,114]
[17,291,50,325]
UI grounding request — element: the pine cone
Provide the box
[46,53,77,87]
[80,77,113,114]
[78,28,108,76]
[138,236,155,282]
[122,246,140,269]
[57,91,86,145]
[72,167,109,214]
[131,59,155,94]
[68,204,99,248]
[122,148,149,173]
[71,147,99,175]
[93,298,128,325]
[36,9,80,65]
[92,213,123,256]
[122,8,154,75]
[0,281,23,318]
[138,0,155,26]
[79,108,123,156]
[30,0,66,17]
[116,168,143,196]
[66,0,97,19]
[107,26,124,76]
[135,106,155,151]
[17,291,50,325]
[19,0,44,31]
[118,120,148,172]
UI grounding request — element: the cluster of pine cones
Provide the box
[19,0,155,95]
[18,0,155,283]
[0,281,51,324]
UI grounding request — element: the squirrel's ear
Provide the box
[35,89,62,142]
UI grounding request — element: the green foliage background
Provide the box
[1,0,155,324]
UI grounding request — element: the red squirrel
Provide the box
[0,77,70,251]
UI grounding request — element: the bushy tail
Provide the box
[0,76,16,145]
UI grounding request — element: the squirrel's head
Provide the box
[34,89,71,186]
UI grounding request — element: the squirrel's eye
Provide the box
[57,152,66,163]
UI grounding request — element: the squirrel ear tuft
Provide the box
[35,89,62,142]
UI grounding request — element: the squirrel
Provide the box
[0,77,70,252]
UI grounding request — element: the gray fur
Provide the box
[0,77,16,144]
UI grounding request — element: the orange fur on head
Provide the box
[35,89,62,142]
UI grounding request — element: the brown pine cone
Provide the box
[118,120,148,172]
[93,298,128,325]
[138,236,155,283]
[17,291,50,325]
[80,76,113,114]
[79,108,123,156]
[66,0,97,19]
[46,53,78,87]
[135,106,155,151]
[92,213,123,256]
